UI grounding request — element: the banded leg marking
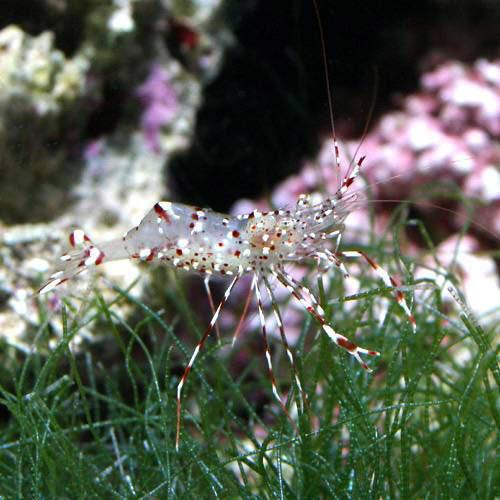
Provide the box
[231,283,254,346]
[341,250,416,332]
[252,275,298,433]
[203,276,221,343]
[176,274,240,451]
[262,275,306,411]
[273,268,379,371]
[336,155,365,199]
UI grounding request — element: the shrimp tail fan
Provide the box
[38,229,127,294]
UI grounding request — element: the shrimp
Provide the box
[39,153,416,450]
[38,0,417,452]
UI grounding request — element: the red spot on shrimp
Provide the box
[234,250,241,257]
[364,254,377,270]
[232,230,240,238]
[154,203,171,223]
[191,213,199,220]
[337,337,357,352]
[69,231,89,247]
[95,252,105,265]
[176,249,183,256]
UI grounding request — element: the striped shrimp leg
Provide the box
[341,250,417,332]
[176,273,241,451]
[273,268,380,371]
[261,275,306,411]
[203,277,221,343]
[231,283,254,346]
[336,155,365,199]
[252,275,298,433]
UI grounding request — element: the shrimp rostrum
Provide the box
[39,156,416,450]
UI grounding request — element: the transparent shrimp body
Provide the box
[38,195,353,291]
[122,202,249,277]
[120,200,348,275]
[38,151,417,450]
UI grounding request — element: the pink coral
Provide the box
[136,64,178,152]
[224,58,500,342]
[352,58,500,231]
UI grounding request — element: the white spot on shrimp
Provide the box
[158,201,180,219]
[139,248,152,260]
[72,229,85,246]
[84,247,101,266]
[191,221,204,234]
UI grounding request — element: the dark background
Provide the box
[1,0,499,214]
[167,0,500,211]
